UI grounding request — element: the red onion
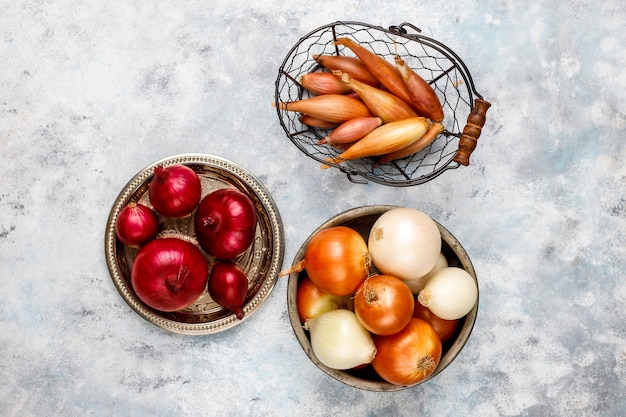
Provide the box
[131,237,209,312]
[149,164,202,218]
[114,202,159,248]
[208,261,248,319]
[193,188,257,259]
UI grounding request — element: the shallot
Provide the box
[334,37,412,106]
[323,117,429,167]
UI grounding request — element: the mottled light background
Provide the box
[1,0,625,416]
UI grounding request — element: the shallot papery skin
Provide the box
[277,94,373,124]
[336,71,417,123]
[334,37,413,106]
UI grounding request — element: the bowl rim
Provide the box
[286,205,478,391]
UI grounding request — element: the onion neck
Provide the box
[417,289,432,307]
[363,287,379,304]
[167,265,189,293]
[416,356,437,375]
[202,216,217,229]
[363,253,372,271]
[154,165,165,178]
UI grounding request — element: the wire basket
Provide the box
[275,21,490,187]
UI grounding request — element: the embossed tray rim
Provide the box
[104,153,285,335]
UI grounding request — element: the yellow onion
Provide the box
[279,226,370,296]
[372,318,441,385]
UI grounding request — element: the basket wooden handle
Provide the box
[453,98,491,166]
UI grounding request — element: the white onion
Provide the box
[403,252,448,294]
[368,207,441,281]
[417,267,478,320]
[304,309,376,370]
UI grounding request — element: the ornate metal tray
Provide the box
[104,154,285,335]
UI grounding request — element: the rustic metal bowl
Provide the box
[286,205,478,391]
[104,153,284,335]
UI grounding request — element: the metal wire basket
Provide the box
[275,21,490,187]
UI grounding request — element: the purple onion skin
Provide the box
[115,202,159,248]
[131,238,209,312]
[208,261,248,319]
[149,165,202,218]
[194,188,257,259]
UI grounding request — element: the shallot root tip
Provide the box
[321,157,343,169]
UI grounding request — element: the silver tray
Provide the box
[104,154,285,335]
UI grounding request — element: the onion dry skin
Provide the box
[282,226,370,296]
[208,261,249,320]
[354,274,414,336]
[194,188,257,259]
[149,164,202,218]
[114,202,159,248]
[131,238,209,312]
[372,318,442,386]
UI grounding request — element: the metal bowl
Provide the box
[285,205,478,391]
[104,153,284,335]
